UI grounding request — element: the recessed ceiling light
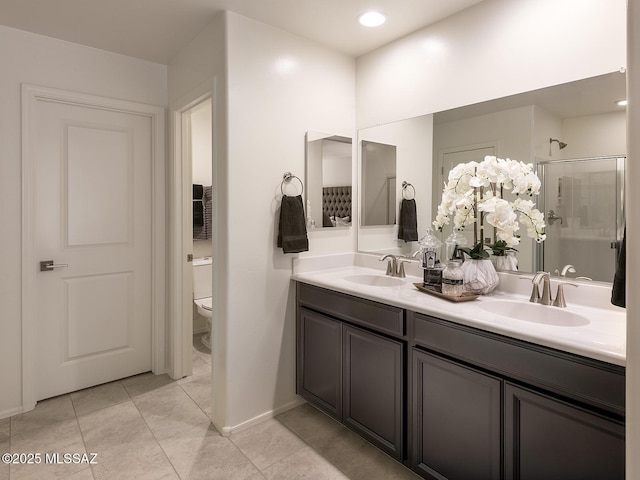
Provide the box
[616,99,628,107]
[359,11,386,27]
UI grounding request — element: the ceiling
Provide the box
[0,0,483,64]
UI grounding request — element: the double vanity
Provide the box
[292,254,626,480]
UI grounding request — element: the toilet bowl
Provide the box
[193,256,213,349]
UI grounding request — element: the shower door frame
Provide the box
[535,155,625,276]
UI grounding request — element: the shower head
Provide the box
[549,138,568,156]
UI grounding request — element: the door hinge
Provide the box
[187,254,193,262]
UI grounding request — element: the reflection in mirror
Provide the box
[357,115,433,255]
[355,71,626,283]
[305,132,352,229]
[537,156,625,282]
[361,141,397,226]
[432,71,626,277]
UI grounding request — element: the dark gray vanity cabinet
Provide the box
[343,324,404,460]
[296,282,625,479]
[410,311,625,480]
[296,283,406,460]
[412,349,502,480]
[297,307,342,419]
[504,383,624,480]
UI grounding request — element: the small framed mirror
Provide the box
[305,131,353,228]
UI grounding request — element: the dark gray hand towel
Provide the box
[193,183,204,228]
[193,200,204,227]
[611,228,626,308]
[398,198,418,242]
[278,195,309,253]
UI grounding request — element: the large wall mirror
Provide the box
[305,131,352,228]
[357,71,626,282]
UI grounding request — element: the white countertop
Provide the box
[291,255,626,367]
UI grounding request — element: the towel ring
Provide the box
[402,181,415,200]
[281,172,304,196]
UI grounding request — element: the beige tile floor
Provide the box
[0,333,420,480]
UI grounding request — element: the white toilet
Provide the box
[193,256,213,349]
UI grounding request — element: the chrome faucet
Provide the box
[379,254,407,278]
[529,271,579,308]
[532,272,552,305]
[560,264,576,277]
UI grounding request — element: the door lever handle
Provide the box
[40,260,69,271]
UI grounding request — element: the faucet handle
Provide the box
[519,277,540,303]
[553,282,579,308]
[379,254,397,276]
[397,257,414,278]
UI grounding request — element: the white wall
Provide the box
[191,100,213,186]
[356,0,626,128]
[0,25,167,418]
[560,111,627,159]
[223,12,355,429]
[322,140,352,187]
[167,13,229,427]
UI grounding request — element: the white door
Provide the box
[34,97,153,400]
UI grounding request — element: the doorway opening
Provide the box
[187,98,213,379]
[169,88,214,387]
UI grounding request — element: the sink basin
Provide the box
[344,274,406,287]
[479,300,590,327]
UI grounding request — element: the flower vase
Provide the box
[495,252,518,271]
[461,258,499,294]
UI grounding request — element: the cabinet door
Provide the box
[343,324,404,460]
[504,382,624,480]
[412,349,501,480]
[297,308,342,419]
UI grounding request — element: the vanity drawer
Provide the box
[411,312,625,416]
[297,283,404,337]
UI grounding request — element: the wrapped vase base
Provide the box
[461,259,499,294]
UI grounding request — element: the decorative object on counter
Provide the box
[611,227,626,308]
[444,230,467,262]
[434,155,546,294]
[418,227,443,291]
[278,172,309,254]
[413,283,478,302]
[461,258,500,294]
[441,259,464,297]
[489,240,518,271]
[398,182,418,242]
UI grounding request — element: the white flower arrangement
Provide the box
[433,155,546,257]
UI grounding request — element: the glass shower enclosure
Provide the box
[536,156,625,283]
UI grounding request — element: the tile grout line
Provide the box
[70,383,108,480]
[126,383,184,480]
[274,417,355,479]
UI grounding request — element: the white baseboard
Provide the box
[215,397,307,437]
[1,405,28,420]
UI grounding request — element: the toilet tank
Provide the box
[193,257,212,300]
